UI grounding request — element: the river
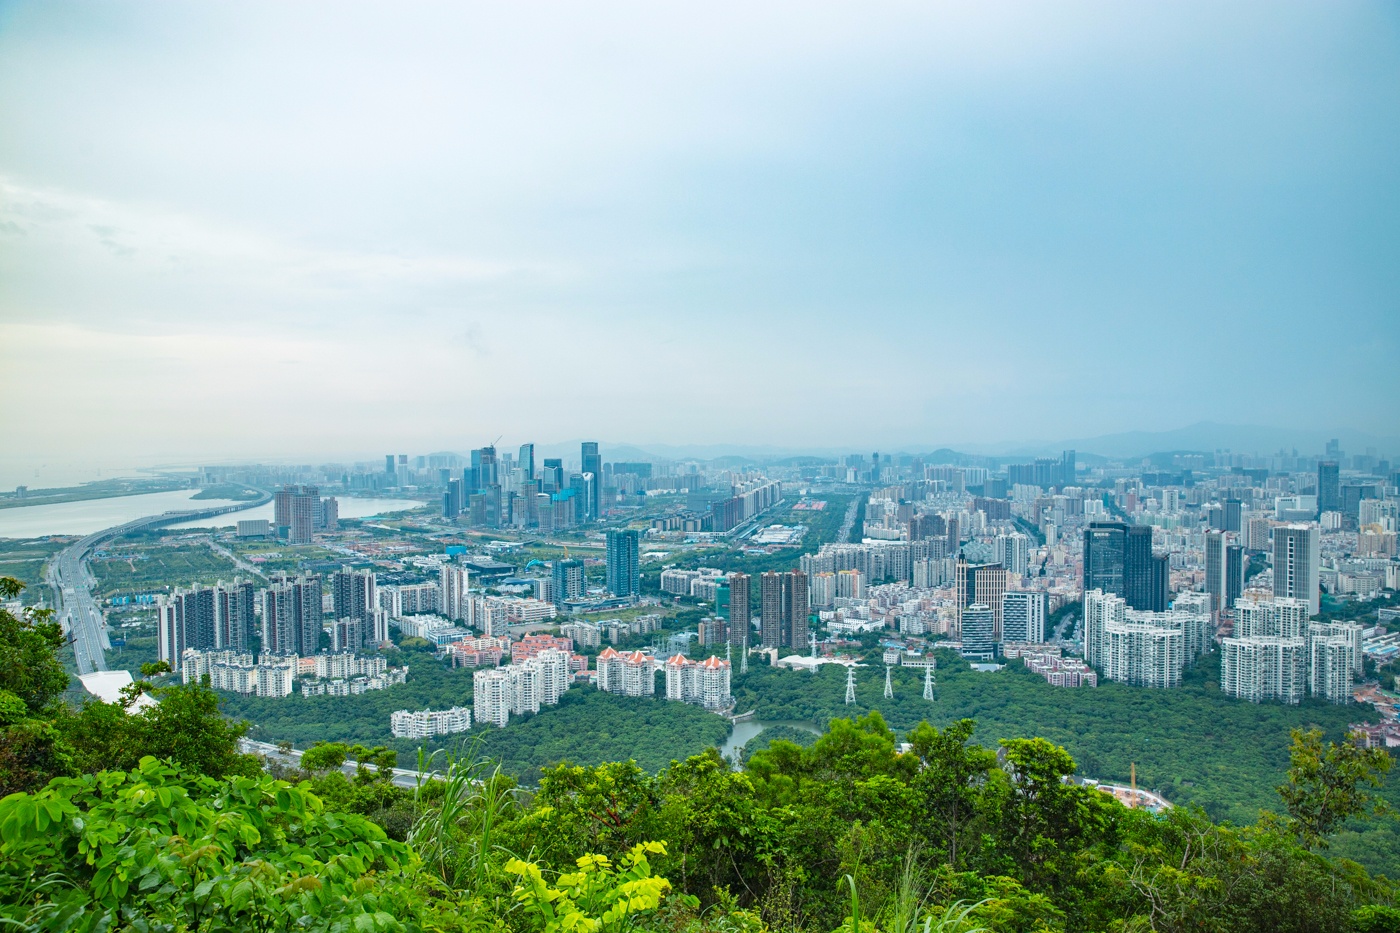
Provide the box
[0,490,424,538]
[718,719,821,765]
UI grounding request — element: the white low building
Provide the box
[390,706,472,739]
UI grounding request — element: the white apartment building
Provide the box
[390,706,472,739]
[595,647,656,697]
[1082,589,1210,689]
[1001,591,1047,643]
[1221,637,1308,704]
[440,564,471,622]
[1309,625,1360,704]
[809,572,837,609]
[660,568,701,596]
[472,649,572,728]
[995,533,1031,576]
[1273,523,1320,616]
[560,621,603,648]
[664,654,732,710]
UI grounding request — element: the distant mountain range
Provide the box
[527,423,1397,466]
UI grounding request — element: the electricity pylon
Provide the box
[923,663,935,701]
[845,666,857,705]
[884,664,894,699]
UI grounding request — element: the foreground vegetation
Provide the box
[5,575,1400,933]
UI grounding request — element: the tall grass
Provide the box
[409,744,519,892]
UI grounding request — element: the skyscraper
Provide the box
[518,443,535,484]
[1085,521,1164,611]
[956,557,1007,639]
[1273,523,1320,617]
[727,572,750,645]
[1318,460,1340,516]
[541,458,564,493]
[605,529,641,598]
[759,571,782,649]
[581,442,602,519]
[1083,522,1127,597]
[1205,531,1226,614]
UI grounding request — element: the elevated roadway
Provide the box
[48,490,272,674]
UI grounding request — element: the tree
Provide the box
[907,719,996,870]
[1277,727,1393,849]
[0,578,68,715]
[0,756,419,932]
[990,738,1119,897]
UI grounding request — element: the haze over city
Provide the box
[1,1,1397,482]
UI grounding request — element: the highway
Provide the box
[48,490,272,675]
[239,739,428,789]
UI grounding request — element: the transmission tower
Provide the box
[923,663,935,701]
[726,641,732,666]
[810,633,818,658]
[740,637,748,675]
[845,666,857,705]
[884,665,894,699]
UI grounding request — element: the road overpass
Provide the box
[48,490,272,674]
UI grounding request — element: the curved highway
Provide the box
[47,490,272,674]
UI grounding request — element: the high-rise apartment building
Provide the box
[783,570,809,649]
[217,579,257,652]
[1273,523,1320,616]
[727,572,750,644]
[552,558,585,607]
[995,532,1030,576]
[595,648,656,697]
[260,574,322,656]
[605,529,641,598]
[331,567,380,649]
[759,571,782,648]
[1083,589,1209,688]
[440,564,471,622]
[664,654,732,709]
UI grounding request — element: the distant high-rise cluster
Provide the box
[1082,590,1213,688]
[1220,596,1361,705]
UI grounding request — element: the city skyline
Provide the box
[1,2,1397,473]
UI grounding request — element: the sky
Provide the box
[0,1,1397,480]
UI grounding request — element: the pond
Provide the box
[718,719,822,766]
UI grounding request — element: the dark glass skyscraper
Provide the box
[1084,521,1166,611]
[1083,522,1127,597]
[1318,460,1340,515]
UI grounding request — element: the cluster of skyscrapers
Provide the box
[156,567,385,666]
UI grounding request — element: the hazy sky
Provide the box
[1,1,1397,476]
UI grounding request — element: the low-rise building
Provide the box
[390,706,472,739]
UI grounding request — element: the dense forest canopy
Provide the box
[4,575,1400,933]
